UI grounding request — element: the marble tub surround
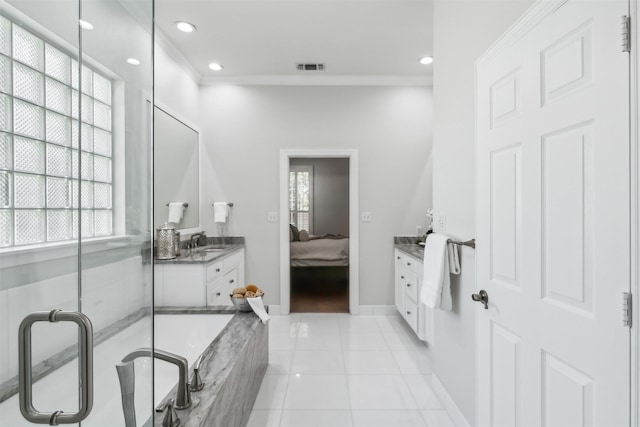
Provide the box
[154,309,268,427]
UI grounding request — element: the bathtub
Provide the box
[0,311,234,426]
[153,314,234,407]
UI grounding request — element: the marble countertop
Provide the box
[393,236,424,261]
[155,244,244,265]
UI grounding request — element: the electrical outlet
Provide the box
[437,213,446,231]
[361,212,372,222]
[416,226,423,235]
[267,212,278,222]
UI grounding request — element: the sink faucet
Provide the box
[189,232,206,248]
[119,348,192,410]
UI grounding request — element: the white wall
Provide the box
[432,1,533,424]
[290,158,350,236]
[199,85,433,306]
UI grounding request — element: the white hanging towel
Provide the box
[213,202,229,223]
[246,297,270,323]
[167,202,185,224]
[419,233,461,311]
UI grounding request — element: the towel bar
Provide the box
[449,239,475,249]
[166,202,188,207]
[211,202,234,207]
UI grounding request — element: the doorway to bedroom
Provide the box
[289,158,350,312]
[279,148,360,315]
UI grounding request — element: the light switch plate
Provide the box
[361,212,372,222]
[267,212,278,222]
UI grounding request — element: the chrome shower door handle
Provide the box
[19,310,94,425]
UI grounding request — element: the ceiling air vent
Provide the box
[296,63,325,71]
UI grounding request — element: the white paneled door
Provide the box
[476,1,630,426]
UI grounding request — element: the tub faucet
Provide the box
[189,354,205,392]
[120,348,192,410]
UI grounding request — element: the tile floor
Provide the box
[247,313,456,427]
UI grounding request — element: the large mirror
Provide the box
[153,105,199,231]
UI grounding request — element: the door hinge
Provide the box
[623,292,632,327]
[622,15,631,53]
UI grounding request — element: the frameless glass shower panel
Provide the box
[0,0,154,425]
[0,1,82,425]
[79,0,154,425]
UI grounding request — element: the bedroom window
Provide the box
[0,17,113,247]
[289,165,313,233]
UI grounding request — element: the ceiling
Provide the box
[154,0,434,85]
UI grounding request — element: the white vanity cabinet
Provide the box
[155,248,245,307]
[394,248,434,343]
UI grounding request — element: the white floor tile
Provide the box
[284,374,350,409]
[269,332,297,351]
[382,330,428,351]
[280,410,353,427]
[296,329,342,351]
[374,315,408,332]
[421,409,456,427]
[352,410,426,427]
[291,350,345,374]
[347,374,417,410]
[266,350,294,374]
[339,315,382,333]
[253,374,289,410]
[391,350,433,374]
[403,375,443,410]
[343,350,401,374]
[246,409,282,427]
[340,331,389,351]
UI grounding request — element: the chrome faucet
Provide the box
[119,348,192,410]
[189,232,206,248]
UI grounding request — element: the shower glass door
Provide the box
[0,0,154,425]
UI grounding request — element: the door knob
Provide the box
[471,290,489,309]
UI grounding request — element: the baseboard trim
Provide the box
[268,305,281,315]
[432,374,472,427]
[358,305,396,315]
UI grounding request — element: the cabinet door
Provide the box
[404,296,418,333]
[394,251,405,314]
[206,280,228,306]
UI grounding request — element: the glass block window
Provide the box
[0,17,113,247]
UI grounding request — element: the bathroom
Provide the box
[1,0,639,426]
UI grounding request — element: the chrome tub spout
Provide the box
[120,348,192,410]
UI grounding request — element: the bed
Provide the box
[290,235,349,267]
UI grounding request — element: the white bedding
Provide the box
[290,237,349,267]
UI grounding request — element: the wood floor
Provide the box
[290,266,349,313]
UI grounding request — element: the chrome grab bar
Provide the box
[19,310,94,425]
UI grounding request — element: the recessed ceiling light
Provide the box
[208,62,224,71]
[175,21,196,33]
[419,56,433,65]
[79,20,94,30]
[126,58,141,66]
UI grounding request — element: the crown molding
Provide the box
[154,27,201,84]
[198,74,433,86]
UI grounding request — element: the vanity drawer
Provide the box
[206,282,227,306]
[397,252,419,274]
[223,250,244,271]
[206,261,223,284]
[404,270,419,303]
